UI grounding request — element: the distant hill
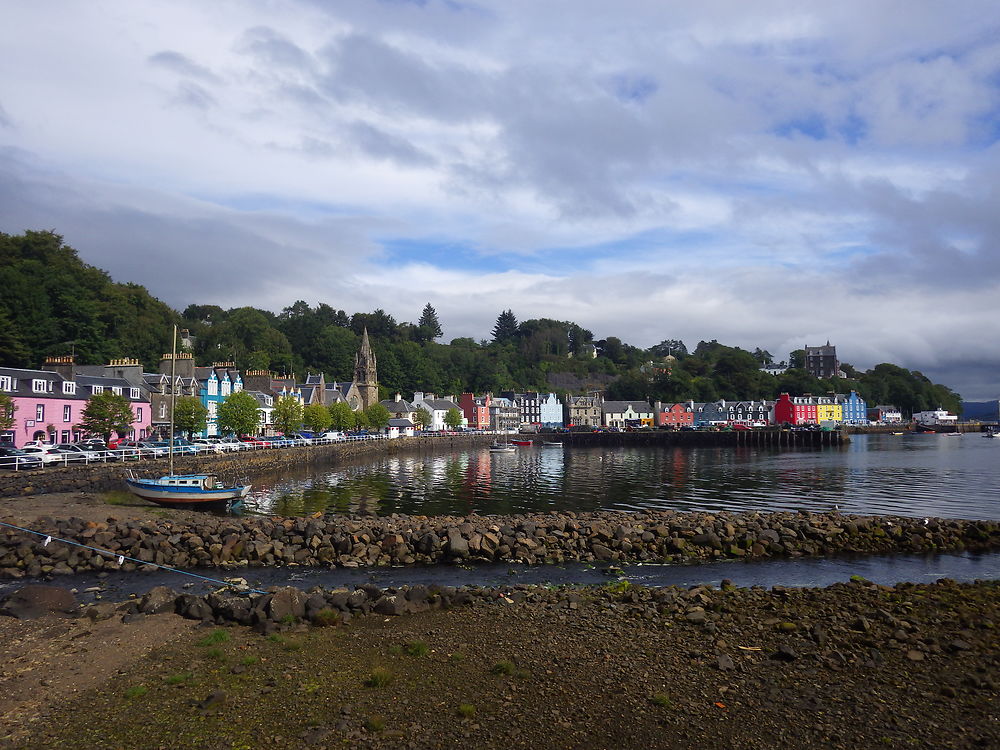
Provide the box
[961,400,1000,421]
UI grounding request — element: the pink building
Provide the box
[0,358,151,447]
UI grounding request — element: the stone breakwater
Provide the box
[1,510,998,579]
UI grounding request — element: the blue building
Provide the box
[836,390,868,425]
[195,363,244,436]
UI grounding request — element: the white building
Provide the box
[412,392,467,431]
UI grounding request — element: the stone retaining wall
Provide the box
[1,509,997,579]
[0,435,497,497]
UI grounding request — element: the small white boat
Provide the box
[542,441,563,447]
[489,442,516,453]
[125,470,250,510]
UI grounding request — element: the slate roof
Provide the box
[601,400,653,414]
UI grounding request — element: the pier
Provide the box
[555,428,849,448]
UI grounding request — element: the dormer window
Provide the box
[0,376,11,391]
[112,386,123,396]
[130,387,140,399]
[62,382,76,395]
[92,385,104,395]
[32,379,47,393]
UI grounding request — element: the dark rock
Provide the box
[771,644,799,662]
[177,595,214,621]
[266,587,307,623]
[715,653,735,671]
[198,690,227,710]
[85,602,119,622]
[138,586,180,615]
[0,585,77,619]
[372,595,409,616]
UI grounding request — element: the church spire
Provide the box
[353,327,379,410]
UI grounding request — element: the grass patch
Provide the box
[267,634,285,644]
[365,716,385,733]
[282,640,302,652]
[311,608,341,627]
[205,648,226,661]
[387,645,404,656]
[457,704,476,719]
[449,652,465,662]
[364,668,393,688]
[490,660,516,676]
[165,672,192,685]
[102,490,135,506]
[650,693,673,707]
[196,629,230,647]
[124,685,148,700]
[403,640,429,657]
[239,656,259,667]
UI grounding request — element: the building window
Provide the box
[62,381,76,395]
[159,402,167,419]
[92,385,104,395]
[63,405,71,422]
[207,379,218,396]
[130,387,140,399]
[36,404,44,421]
[112,387,122,396]
[0,376,10,391]
[137,407,143,421]
[32,379,47,393]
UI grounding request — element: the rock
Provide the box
[715,653,735,671]
[906,649,925,662]
[85,601,119,622]
[0,585,77,619]
[266,587,307,623]
[684,608,707,624]
[197,690,227,710]
[372,595,409,616]
[177,595,214,621]
[771,644,799,662]
[446,530,469,559]
[138,586,180,615]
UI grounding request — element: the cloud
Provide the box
[148,50,221,83]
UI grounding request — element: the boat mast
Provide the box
[169,324,176,476]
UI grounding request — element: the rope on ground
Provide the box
[0,519,267,595]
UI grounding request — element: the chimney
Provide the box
[43,355,76,382]
[413,392,424,402]
[105,358,143,386]
[159,351,195,379]
[243,370,274,394]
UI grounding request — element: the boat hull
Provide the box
[124,478,250,510]
[914,422,958,433]
[511,440,534,446]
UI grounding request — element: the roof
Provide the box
[601,400,653,413]
[388,418,414,428]
[381,399,416,413]
[421,398,461,411]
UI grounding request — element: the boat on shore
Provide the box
[124,470,250,510]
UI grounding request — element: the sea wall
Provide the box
[0,435,497,498]
[1,509,997,579]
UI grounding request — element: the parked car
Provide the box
[238,436,271,448]
[0,447,44,470]
[55,443,104,462]
[18,445,68,465]
[191,438,225,454]
[215,437,247,452]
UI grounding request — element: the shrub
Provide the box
[364,668,393,688]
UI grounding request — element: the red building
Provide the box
[459,392,492,429]
[654,401,694,428]
[774,393,817,425]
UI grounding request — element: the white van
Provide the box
[319,431,345,442]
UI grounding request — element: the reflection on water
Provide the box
[244,433,1000,520]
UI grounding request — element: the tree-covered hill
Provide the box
[0,230,962,416]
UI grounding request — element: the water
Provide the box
[242,433,1000,520]
[5,551,998,603]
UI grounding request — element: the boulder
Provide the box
[266,587,308,623]
[138,586,180,615]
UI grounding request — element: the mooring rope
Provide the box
[0,519,267,595]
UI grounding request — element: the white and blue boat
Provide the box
[124,470,250,510]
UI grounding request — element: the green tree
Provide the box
[217,391,260,437]
[444,408,464,430]
[417,302,443,342]
[303,403,332,433]
[364,402,391,431]
[273,395,304,436]
[789,349,806,369]
[173,395,208,439]
[79,391,135,443]
[412,407,431,430]
[328,401,356,431]
[0,393,15,431]
[492,309,519,343]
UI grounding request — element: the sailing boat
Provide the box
[124,326,251,511]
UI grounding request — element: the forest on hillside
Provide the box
[0,230,962,416]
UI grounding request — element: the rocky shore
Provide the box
[1,576,996,748]
[2,506,998,580]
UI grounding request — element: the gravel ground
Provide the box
[8,577,998,749]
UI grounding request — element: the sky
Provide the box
[1,1,998,400]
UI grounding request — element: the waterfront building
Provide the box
[837,391,868,425]
[653,401,695,428]
[500,391,564,428]
[867,405,903,424]
[381,394,419,423]
[730,400,773,425]
[1,357,151,446]
[489,396,521,432]
[412,393,466,431]
[814,394,842,424]
[564,393,603,427]
[602,400,654,428]
[459,392,492,430]
[194,362,243,437]
[774,393,818,425]
[913,408,958,426]
[246,391,275,435]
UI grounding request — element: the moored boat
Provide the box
[125,470,250,510]
[511,439,534,446]
[489,442,516,453]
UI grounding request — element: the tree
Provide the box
[273,395,304,436]
[650,339,688,358]
[0,393,15,431]
[364,402,391,431]
[79,391,134,443]
[412,407,431,430]
[789,349,806,369]
[492,309,519,343]
[328,401,356,431]
[303,403,332,433]
[173,395,208,439]
[417,303,443,342]
[444,408,464,430]
[217,391,260,437]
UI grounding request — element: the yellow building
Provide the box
[815,398,842,424]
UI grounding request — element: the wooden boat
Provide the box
[125,470,250,510]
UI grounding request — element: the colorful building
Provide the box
[602,400,654,428]
[774,393,818,425]
[459,392,492,430]
[837,391,868,425]
[654,401,695,428]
